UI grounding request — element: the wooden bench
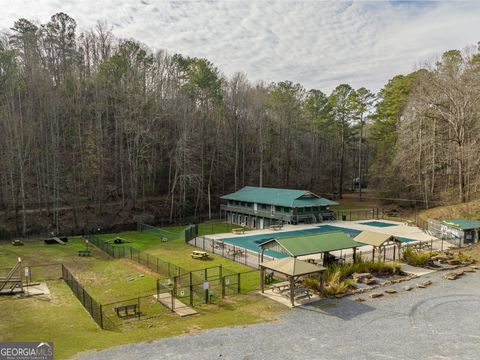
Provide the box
[11,240,24,246]
[78,250,91,257]
[232,228,245,234]
[114,304,139,318]
[191,251,210,260]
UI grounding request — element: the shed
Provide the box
[353,230,402,261]
[259,257,326,306]
[441,218,480,246]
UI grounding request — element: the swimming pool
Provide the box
[359,221,399,228]
[219,224,414,258]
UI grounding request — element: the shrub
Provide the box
[402,247,437,266]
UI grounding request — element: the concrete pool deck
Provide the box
[205,220,449,261]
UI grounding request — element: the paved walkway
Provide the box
[78,270,480,360]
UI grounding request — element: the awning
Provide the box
[354,230,401,247]
[259,257,325,276]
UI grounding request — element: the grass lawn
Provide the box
[0,282,283,359]
[0,220,283,359]
[97,220,260,292]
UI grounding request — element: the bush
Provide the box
[402,247,437,266]
[309,258,401,297]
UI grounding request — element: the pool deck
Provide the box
[207,220,449,261]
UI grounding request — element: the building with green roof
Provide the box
[440,218,480,246]
[220,186,338,229]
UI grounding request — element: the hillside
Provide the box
[419,199,480,222]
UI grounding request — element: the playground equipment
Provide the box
[0,257,23,294]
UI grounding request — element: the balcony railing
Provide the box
[220,204,293,222]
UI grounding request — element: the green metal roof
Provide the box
[259,231,361,257]
[443,218,480,230]
[221,186,338,208]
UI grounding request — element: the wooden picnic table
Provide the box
[191,250,210,260]
[271,281,290,293]
[293,287,311,299]
[232,228,245,234]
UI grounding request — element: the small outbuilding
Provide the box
[441,219,480,246]
[354,230,402,261]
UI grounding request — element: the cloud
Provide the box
[1,0,479,93]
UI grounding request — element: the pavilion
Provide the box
[353,230,402,261]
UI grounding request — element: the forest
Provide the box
[1,13,479,235]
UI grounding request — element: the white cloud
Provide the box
[1,0,480,92]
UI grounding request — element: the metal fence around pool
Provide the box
[190,235,451,269]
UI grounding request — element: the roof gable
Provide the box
[221,186,338,207]
[354,230,400,247]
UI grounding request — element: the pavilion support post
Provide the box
[289,276,295,307]
[372,247,375,262]
[261,249,265,263]
[260,267,265,293]
[393,244,396,261]
[320,271,326,296]
[353,247,357,262]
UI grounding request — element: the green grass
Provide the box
[0,220,279,358]
[97,220,259,292]
[0,282,283,359]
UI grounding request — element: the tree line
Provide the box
[0,13,479,235]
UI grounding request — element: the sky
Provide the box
[1,0,480,92]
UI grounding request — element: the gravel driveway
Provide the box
[78,270,480,360]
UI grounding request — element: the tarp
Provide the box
[259,231,361,257]
[259,257,325,276]
[353,230,400,247]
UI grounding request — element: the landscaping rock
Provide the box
[354,297,366,302]
[421,280,432,287]
[403,285,413,291]
[447,259,461,266]
[370,292,383,298]
[384,289,397,294]
[444,271,462,280]
[352,273,373,284]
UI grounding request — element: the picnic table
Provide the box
[232,228,245,234]
[78,249,91,257]
[405,220,415,227]
[191,250,210,260]
[269,224,283,231]
[293,287,311,299]
[271,281,290,293]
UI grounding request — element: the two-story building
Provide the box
[220,186,338,229]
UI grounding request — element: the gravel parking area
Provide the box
[78,270,480,360]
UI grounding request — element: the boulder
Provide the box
[352,273,372,282]
[370,292,383,298]
[385,289,397,294]
[354,297,366,302]
[403,285,413,291]
[447,259,461,266]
